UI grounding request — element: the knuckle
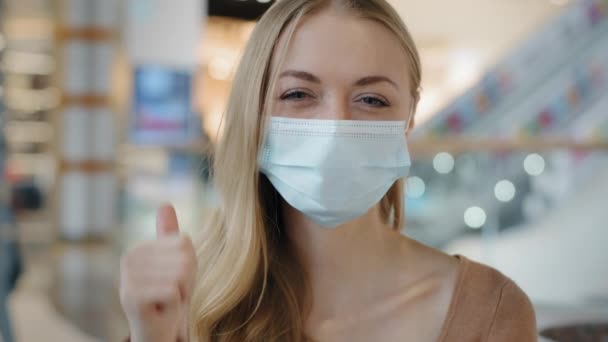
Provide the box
[181,251,198,275]
[179,237,197,264]
[161,284,180,302]
[176,261,190,282]
[179,235,193,250]
[124,241,152,263]
[184,255,197,274]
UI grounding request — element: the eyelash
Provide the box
[280,91,390,107]
[280,90,311,101]
[357,95,389,107]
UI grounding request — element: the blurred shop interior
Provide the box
[0,0,607,341]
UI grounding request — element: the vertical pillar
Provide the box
[56,0,118,240]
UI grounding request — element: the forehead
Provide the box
[276,9,411,85]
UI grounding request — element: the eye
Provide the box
[280,90,312,101]
[358,95,389,107]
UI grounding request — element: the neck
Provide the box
[283,202,407,319]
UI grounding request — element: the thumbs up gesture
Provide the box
[120,205,197,342]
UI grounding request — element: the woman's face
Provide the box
[272,9,414,122]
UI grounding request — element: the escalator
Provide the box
[404,0,608,323]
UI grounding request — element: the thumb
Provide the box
[156,204,180,238]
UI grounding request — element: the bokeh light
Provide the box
[406,176,426,199]
[464,206,487,229]
[433,152,455,174]
[524,153,546,176]
[494,179,516,202]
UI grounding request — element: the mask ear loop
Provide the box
[405,102,415,133]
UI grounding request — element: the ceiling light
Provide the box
[549,0,569,6]
[446,48,482,92]
[416,87,441,125]
[208,57,233,81]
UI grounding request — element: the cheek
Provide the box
[268,94,303,118]
[382,110,410,121]
[270,96,324,119]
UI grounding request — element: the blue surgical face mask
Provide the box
[258,117,412,228]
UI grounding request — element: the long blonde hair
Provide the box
[191,1,422,341]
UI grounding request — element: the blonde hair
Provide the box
[191,1,421,341]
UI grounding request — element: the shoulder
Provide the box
[441,256,537,341]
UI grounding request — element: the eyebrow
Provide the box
[279,70,321,83]
[279,70,398,89]
[355,76,399,89]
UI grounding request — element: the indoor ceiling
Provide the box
[199,0,570,138]
[387,0,567,122]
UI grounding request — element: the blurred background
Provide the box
[0,0,607,341]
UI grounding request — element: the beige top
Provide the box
[125,255,538,342]
[438,256,537,341]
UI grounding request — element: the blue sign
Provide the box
[131,66,200,145]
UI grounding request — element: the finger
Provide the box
[156,204,180,238]
[177,236,197,301]
[133,269,191,294]
[177,298,191,340]
[136,284,181,310]
[128,259,182,276]
[128,238,196,272]
[132,270,188,303]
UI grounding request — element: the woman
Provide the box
[119,0,537,341]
